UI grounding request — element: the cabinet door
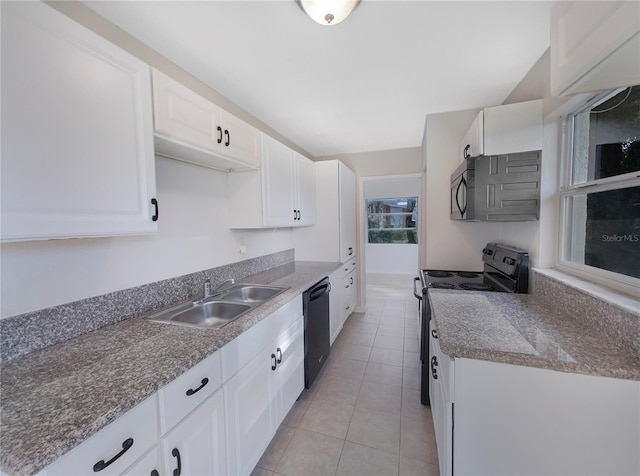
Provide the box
[341,270,357,321]
[460,111,484,160]
[1,1,157,241]
[328,268,345,345]
[224,344,276,476]
[551,1,640,96]
[483,100,542,156]
[262,135,295,227]
[161,390,227,476]
[273,317,305,425]
[152,69,222,154]
[294,153,317,226]
[339,163,357,262]
[122,446,162,476]
[219,109,262,167]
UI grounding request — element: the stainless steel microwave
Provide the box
[450,158,476,220]
[450,151,541,222]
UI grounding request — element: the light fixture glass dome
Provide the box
[297,0,360,26]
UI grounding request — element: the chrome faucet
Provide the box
[201,278,235,301]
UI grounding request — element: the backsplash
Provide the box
[533,271,639,356]
[0,249,294,362]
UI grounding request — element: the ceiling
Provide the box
[83,1,553,157]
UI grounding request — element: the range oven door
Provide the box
[413,277,423,356]
[414,275,430,406]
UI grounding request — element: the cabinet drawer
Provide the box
[158,350,222,435]
[44,396,158,476]
[340,258,357,278]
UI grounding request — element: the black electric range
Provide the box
[413,242,530,405]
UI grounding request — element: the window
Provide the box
[560,85,640,288]
[367,197,417,244]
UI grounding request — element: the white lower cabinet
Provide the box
[328,259,358,345]
[40,297,305,476]
[160,389,226,476]
[429,322,640,476]
[224,297,304,476]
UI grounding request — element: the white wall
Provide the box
[422,110,540,271]
[0,157,293,319]
[364,176,421,275]
[317,147,423,177]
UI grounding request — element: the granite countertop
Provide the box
[0,261,340,476]
[428,289,640,381]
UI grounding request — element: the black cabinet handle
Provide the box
[348,247,353,256]
[186,377,209,396]
[224,129,230,147]
[431,329,438,339]
[276,347,283,364]
[172,448,182,476]
[431,356,438,380]
[93,438,134,472]
[463,144,471,160]
[151,471,159,476]
[151,198,159,222]
[271,353,277,370]
[217,126,223,144]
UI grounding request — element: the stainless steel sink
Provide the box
[219,284,285,303]
[147,283,286,329]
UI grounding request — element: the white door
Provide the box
[294,153,316,226]
[273,318,305,424]
[160,390,227,476]
[339,164,357,262]
[224,344,276,476]
[262,135,295,227]
[1,1,157,241]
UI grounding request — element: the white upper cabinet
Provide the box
[551,1,640,97]
[227,134,315,228]
[1,1,157,242]
[293,160,356,262]
[152,69,261,171]
[459,100,543,162]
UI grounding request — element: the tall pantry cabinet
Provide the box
[293,160,357,343]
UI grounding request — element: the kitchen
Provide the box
[1,1,639,476]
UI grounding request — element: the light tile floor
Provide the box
[252,273,440,476]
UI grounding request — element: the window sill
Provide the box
[533,268,639,317]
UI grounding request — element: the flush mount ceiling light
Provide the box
[297,0,361,26]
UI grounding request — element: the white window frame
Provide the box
[557,88,640,296]
[366,197,418,244]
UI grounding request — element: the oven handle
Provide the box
[413,277,423,300]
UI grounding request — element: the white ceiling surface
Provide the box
[83,1,553,157]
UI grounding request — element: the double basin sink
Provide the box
[148,284,287,329]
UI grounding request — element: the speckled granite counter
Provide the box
[428,290,640,381]
[0,261,340,476]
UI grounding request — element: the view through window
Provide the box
[367,197,417,244]
[562,85,640,281]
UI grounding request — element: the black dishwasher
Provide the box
[303,277,331,388]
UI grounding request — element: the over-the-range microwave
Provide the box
[450,151,541,222]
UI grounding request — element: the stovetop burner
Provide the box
[459,282,495,291]
[456,272,480,278]
[426,271,453,278]
[428,282,456,289]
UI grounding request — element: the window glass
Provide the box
[571,86,640,185]
[564,186,640,278]
[561,84,640,285]
[367,197,417,244]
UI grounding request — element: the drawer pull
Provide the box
[93,438,133,472]
[151,471,159,476]
[276,347,283,364]
[185,377,209,396]
[431,329,438,339]
[271,353,277,370]
[172,448,182,476]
